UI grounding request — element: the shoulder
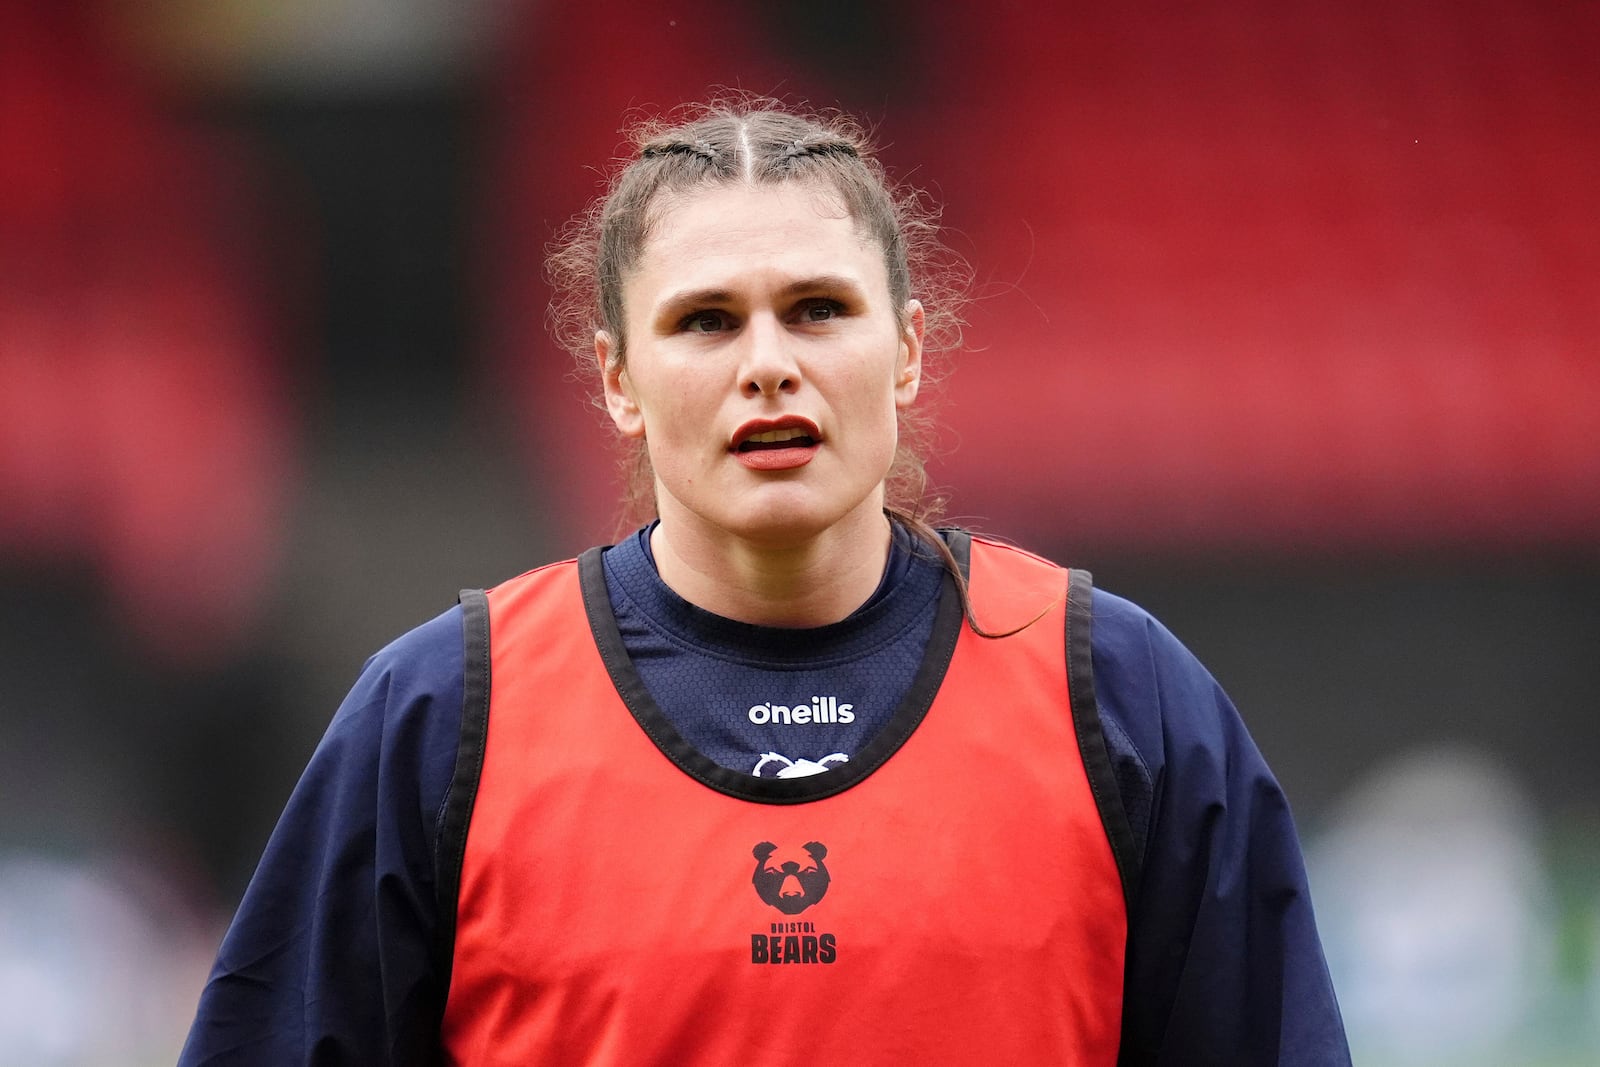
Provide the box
[328,604,467,747]
[1085,584,1251,822]
[484,556,584,600]
[362,603,468,702]
[310,603,469,838]
[1089,585,1219,709]
[959,531,1227,776]
[959,532,1204,689]
[962,532,1207,692]
[964,532,1063,567]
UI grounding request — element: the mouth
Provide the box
[730,418,822,471]
[736,426,817,453]
[731,417,822,451]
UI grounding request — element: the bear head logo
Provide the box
[751,841,830,915]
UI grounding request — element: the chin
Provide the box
[720,488,884,549]
[721,505,838,548]
[657,467,888,548]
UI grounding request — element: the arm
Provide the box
[1092,591,1350,1067]
[179,607,465,1066]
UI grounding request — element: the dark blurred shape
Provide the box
[0,3,298,667]
[755,0,919,107]
[235,92,476,416]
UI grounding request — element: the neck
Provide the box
[649,507,893,628]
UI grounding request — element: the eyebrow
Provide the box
[652,274,869,323]
[653,287,734,324]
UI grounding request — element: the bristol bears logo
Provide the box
[751,841,830,915]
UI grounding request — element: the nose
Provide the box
[740,314,802,397]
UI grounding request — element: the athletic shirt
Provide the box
[604,521,940,778]
[178,527,1353,1066]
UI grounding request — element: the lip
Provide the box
[728,416,823,451]
[730,416,822,472]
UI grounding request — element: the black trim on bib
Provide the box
[435,589,492,988]
[577,533,969,805]
[1064,569,1141,905]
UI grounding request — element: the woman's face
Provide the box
[599,181,923,550]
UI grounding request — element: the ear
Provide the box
[894,300,925,410]
[597,330,645,438]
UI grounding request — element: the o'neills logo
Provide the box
[749,841,838,965]
[747,697,854,725]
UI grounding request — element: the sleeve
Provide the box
[178,606,466,1066]
[1090,590,1351,1067]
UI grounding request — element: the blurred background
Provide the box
[1,1,1596,1062]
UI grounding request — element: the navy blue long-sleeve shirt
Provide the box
[181,532,1348,1064]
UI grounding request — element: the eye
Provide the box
[797,299,844,323]
[680,309,730,334]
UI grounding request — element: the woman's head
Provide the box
[549,99,964,527]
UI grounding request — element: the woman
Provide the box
[181,103,1350,1065]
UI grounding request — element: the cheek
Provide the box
[839,364,905,439]
[633,379,724,478]
[641,392,705,445]
[631,366,703,437]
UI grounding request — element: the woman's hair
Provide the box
[549,99,1034,636]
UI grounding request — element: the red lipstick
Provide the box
[730,416,821,471]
